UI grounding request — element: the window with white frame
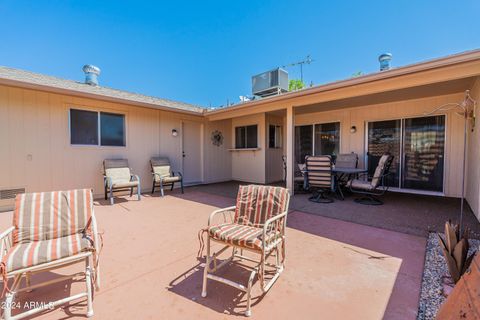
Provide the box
[70,109,126,146]
[268,125,282,148]
[235,125,258,148]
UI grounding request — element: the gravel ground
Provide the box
[417,233,480,320]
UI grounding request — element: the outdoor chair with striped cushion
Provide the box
[305,155,335,203]
[103,159,141,205]
[201,185,290,317]
[150,157,184,196]
[0,189,101,319]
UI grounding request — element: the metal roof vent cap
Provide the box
[82,64,101,86]
[378,53,392,71]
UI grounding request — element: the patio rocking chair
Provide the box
[305,155,335,203]
[103,159,141,205]
[0,189,101,319]
[201,185,290,317]
[347,153,394,205]
[150,157,184,196]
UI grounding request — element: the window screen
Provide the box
[100,112,125,146]
[70,109,98,145]
[235,125,258,148]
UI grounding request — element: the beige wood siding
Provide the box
[231,113,266,183]
[466,77,480,219]
[294,92,467,197]
[0,84,207,202]
[203,119,232,183]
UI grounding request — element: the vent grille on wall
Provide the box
[0,188,25,200]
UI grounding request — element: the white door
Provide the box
[182,121,203,184]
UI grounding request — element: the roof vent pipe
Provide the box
[378,53,392,71]
[82,64,101,86]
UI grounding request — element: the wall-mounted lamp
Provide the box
[350,126,357,134]
[172,129,178,137]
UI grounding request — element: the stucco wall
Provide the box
[0,84,206,201]
[466,77,480,219]
[294,92,467,198]
[231,113,266,183]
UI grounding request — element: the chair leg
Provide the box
[130,187,134,197]
[104,185,108,200]
[137,185,141,201]
[86,266,94,317]
[245,267,258,317]
[109,188,114,205]
[151,180,156,194]
[181,180,184,194]
[171,182,175,191]
[201,237,210,298]
[4,291,15,320]
[93,253,101,291]
[354,195,383,205]
[160,181,165,197]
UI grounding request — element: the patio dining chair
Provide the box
[103,159,141,205]
[201,185,290,317]
[0,189,101,319]
[347,153,394,205]
[334,153,359,186]
[150,157,184,196]
[305,155,335,203]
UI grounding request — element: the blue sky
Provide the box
[1,1,479,107]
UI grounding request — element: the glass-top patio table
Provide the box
[332,167,368,200]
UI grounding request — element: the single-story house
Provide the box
[1,49,480,222]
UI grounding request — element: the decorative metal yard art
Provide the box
[438,221,474,283]
[425,90,477,235]
[211,130,223,146]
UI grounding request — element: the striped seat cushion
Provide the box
[13,189,93,244]
[208,224,280,251]
[3,234,93,272]
[234,185,289,228]
[305,156,332,188]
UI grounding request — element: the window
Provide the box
[235,125,258,148]
[70,108,126,146]
[70,109,99,145]
[314,122,340,156]
[268,125,282,148]
[295,125,313,164]
[100,112,125,146]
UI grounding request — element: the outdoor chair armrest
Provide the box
[130,174,140,182]
[208,206,236,227]
[262,211,288,248]
[175,172,183,178]
[0,226,15,261]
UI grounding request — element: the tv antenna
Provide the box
[282,55,314,83]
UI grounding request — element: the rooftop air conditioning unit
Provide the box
[252,68,288,97]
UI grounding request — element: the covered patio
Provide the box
[0,185,431,319]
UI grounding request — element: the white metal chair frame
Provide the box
[201,195,290,317]
[0,216,101,319]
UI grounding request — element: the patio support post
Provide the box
[286,105,295,194]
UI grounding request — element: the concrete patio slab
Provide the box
[0,190,426,319]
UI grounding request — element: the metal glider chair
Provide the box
[201,185,290,317]
[103,159,141,205]
[305,155,335,203]
[347,153,394,205]
[150,157,184,196]
[0,189,101,319]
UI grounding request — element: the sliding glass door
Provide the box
[367,120,401,187]
[295,122,340,164]
[402,116,445,191]
[366,115,445,192]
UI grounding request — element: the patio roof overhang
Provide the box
[206,49,480,121]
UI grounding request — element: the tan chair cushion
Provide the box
[3,234,93,272]
[111,181,139,188]
[208,223,280,251]
[347,179,375,191]
[335,153,358,169]
[105,167,132,185]
[156,176,181,184]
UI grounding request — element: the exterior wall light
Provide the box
[172,129,178,137]
[350,126,357,134]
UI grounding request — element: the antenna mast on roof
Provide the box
[282,55,314,83]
